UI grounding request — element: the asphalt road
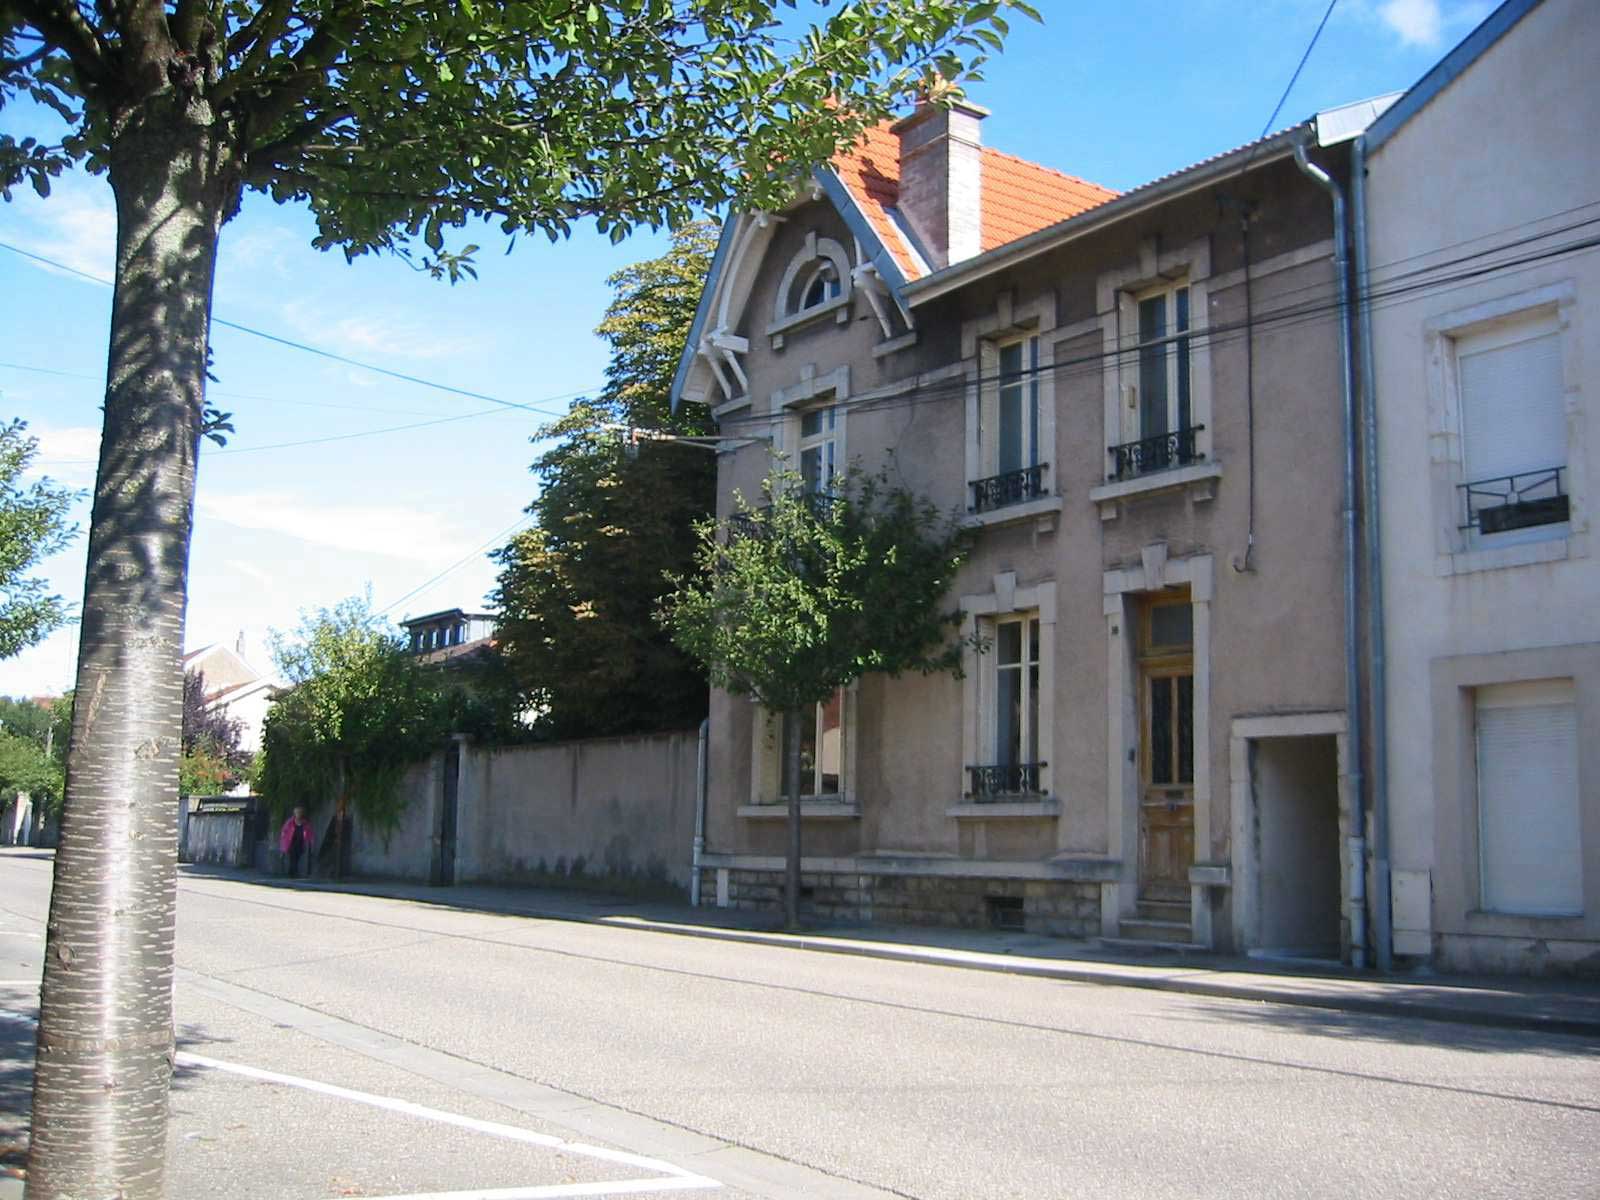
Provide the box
[2,849,1598,1199]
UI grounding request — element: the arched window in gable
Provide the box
[799,261,841,311]
[774,233,851,326]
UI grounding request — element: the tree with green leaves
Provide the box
[259,596,450,865]
[0,694,70,822]
[0,420,76,659]
[493,220,718,739]
[3,2,1032,1189]
[660,469,973,930]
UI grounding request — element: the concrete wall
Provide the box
[342,731,700,894]
[1367,0,1600,974]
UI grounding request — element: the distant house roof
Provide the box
[827,118,1117,284]
[401,608,496,629]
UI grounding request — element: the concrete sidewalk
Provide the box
[181,864,1600,1039]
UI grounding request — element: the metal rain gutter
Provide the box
[690,716,710,907]
[1351,135,1394,971]
[1293,134,1368,971]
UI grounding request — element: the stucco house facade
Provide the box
[1362,0,1600,975]
[182,639,280,756]
[674,96,1390,960]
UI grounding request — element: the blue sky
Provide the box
[0,0,1490,696]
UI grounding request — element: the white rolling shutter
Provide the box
[1458,314,1565,484]
[1476,680,1582,916]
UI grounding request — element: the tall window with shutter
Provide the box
[1456,311,1568,543]
[1475,680,1582,917]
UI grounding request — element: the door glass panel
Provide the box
[1177,674,1194,784]
[1150,676,1173,785]
[1149,603,1193,650]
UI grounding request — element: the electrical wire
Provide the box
[376,513,533,617]
[1260,0,1340,140]
[0,239,596,421]
[708,220,1600,437]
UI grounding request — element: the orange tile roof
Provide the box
[830,120,1117,281]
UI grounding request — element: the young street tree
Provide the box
[0,419,76,659]
[2,3,1033,1192]
[661,470,973,930]
[493,220,718,739]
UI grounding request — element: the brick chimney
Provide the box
[891,98,988,269]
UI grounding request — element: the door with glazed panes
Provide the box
[1138,596,1194,901]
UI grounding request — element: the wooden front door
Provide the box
[1138,597,1194,902]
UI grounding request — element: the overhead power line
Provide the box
[1261,0,1340,139]
[0,239,597,422]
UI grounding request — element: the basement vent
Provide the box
[986,895,1025,931]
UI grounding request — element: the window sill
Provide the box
[964,495,1063,532]
[873,330,919,358]
[1089,462,1222,519]
[766,292,851,346]
[947,797,1060,819]
[739,800,860,820]
[1436,530,1575,576]
[711,393,752,420]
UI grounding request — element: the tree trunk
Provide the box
[28,95,238,1199]
[783,706,803,932]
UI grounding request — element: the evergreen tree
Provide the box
[494,221,719,738]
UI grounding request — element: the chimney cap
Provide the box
[889,95,990,136]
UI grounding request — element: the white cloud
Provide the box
[196,490,467,567]
[1376,0,1444,47]
[221,224,299,277]
[9,183,116,283]
[278,300,474,364]
[25,424,101,489]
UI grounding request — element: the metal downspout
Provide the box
[1352,136,1394,971]
[691,716,709,907]
[1294,135,1367,970]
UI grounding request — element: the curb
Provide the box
[208,872,1600,1040]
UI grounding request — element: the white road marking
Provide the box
[0,1008,720,1199]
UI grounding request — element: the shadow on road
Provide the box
[0,1008,35,1170]
[1180,995,1600,1058]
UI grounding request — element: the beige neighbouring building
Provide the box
[1363,0,1600,974]
[672,93,1397,960]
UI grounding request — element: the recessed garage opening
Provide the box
[1252,734,1341,962]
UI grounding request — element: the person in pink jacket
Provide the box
[279,806,315,878]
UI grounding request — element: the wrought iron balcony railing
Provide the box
[969,464,1049,513]
[1459,466,1568,534]
[966,762,1046,800]
[724,493,837,541]
[1107,425,1205,482]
